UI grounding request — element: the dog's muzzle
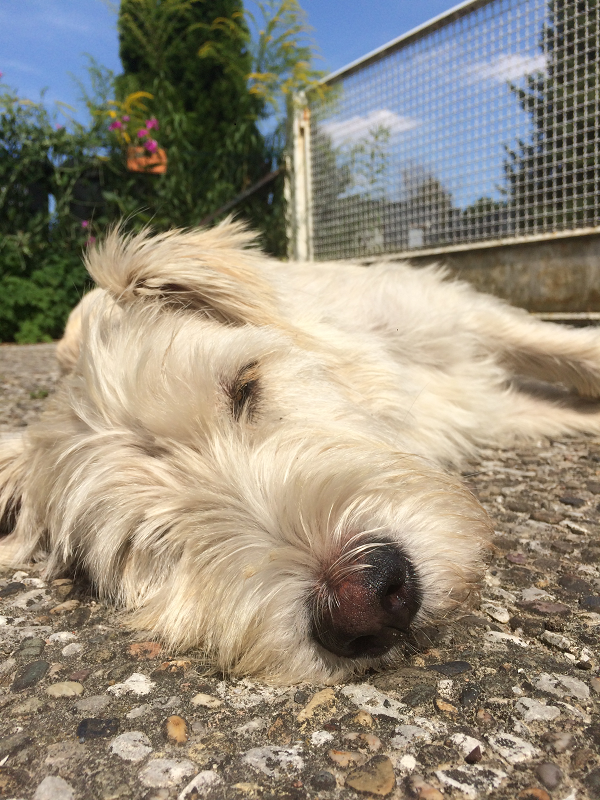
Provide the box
[312,543,421,659]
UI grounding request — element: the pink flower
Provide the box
[145,117,159,130]
[108,120,123,130]
[122,115,130,122]
[145,139,158,153]
[137,128,148,138]
[81,220,89,229]
[55,124,64,130]
[86,236,97,246]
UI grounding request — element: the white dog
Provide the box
[2,220,600,683]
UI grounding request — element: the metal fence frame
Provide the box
[287,0,600,262]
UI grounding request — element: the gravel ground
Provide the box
[0,343,599,800]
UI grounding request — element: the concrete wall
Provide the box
[402,234,600,312]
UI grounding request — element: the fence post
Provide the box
[286,93,313,261]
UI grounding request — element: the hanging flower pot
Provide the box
[107,103,167,174]
[127,145,167,174]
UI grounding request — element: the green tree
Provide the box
[115,0,278,245]
[459,196,510,242]
[113,0,324,254]
[201,0,325,120]
[505,0,600,231]
[0,87,98,342]
[0,2,323,341]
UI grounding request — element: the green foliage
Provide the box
[0,1,322,341]
[115,0,273,236]
[0,252,90,344]
[105,90,156,145]
[199,0,326,118]
[346,126,391,201]
[0,86,97,342]
[505,0,600,229]
[308,124,394,258]
[459,196,510,241]
[113,0,323,251]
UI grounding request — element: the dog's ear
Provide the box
[85,219,280,327]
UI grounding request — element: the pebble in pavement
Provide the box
[0,343,599,799]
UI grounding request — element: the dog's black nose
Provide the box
[313,544,421,659]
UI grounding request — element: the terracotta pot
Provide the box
[127,146,167,174]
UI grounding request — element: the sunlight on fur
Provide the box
[3,219,600,683]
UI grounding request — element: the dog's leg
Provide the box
[0,434,40,566]
[470,303,600,399]
[495,382,600,440]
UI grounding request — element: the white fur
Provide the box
[2,220,600,683]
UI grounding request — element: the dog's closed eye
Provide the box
[230,361,260,421]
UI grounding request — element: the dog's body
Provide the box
[2,221,600,682]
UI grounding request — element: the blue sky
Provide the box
[0,1,461,123]
[0,0,546,218]
[310,0,548,210]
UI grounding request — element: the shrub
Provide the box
[0,87,98,342]
[0,1,323,341]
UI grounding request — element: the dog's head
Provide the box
[35,222,492,683]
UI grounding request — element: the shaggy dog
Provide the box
[2,220,600,683]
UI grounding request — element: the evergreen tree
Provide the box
[115,0,274,241]
[505,0,600,231]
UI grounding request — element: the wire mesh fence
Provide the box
[299,0,600,261]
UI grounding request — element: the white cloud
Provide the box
[38,11,92,35]
[321,109,418,145]
[0,1,93,36]
[472,53,547,82]
[1,59,44,77]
